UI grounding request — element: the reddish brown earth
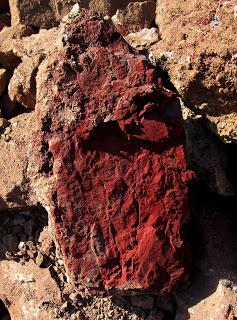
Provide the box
[33,10,192,294]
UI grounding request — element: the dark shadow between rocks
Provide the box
[0,300,11,320]
[175,182,237,319]
[0,205,48,262]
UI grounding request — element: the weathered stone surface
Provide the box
[182,104,234,196]
[13,27,59,59]
[179,280,237,320]
[0,68,9,95]
[0,260,62,320]
[0,112,38,209]
[8,56,42,110]
[124,27,160,51]
[32,10,191,294]
[9,0,155,30]
[0,24,34,70]
[9,0,58,29]
[8,27,60,109]
[112,0,156,34]
[152,0,237,142]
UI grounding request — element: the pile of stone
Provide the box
[0,0,237,319]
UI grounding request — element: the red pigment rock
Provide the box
[34,9,191,294]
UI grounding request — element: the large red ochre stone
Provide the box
[35,10,191,294]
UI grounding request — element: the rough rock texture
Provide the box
[0,260,62,320]
[175,187,237,319]
[0,24,34,70]
[0,113,38,209]
[188,280,237,320]
[112,0,156,34]
[8,28,60,109]
[9,0,58,29]
[152,0,237,142]
[182,105,234,196]
[8,0,156,30]
[32,10,191,294]
[0,69,9,96]
[124,27,160,51]
[8,56,42,110]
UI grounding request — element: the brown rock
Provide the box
[0,69,9,95]
[176,280,237,320]
[0,112,38,209]
[8,55,42,110]
[13,27,59,59]
[0,24,34,70]
[124,27,160,50]
[9,0,58,29]
[0,259,62,320]
[112,0,156,34]
[8,28,60,109]
[152,0,237,142]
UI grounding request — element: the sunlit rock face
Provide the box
[34,9,191,294]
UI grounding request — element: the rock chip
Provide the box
[0,24,34,70]
[32,9,191,294]
[152,0,237,142]
[124,27,160,50]
[0,68,9,95]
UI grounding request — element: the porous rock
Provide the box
[8,55,42,110]
[152,0,237,143]
[0,259,62,320]
[0,112,38,209]
[9,0,58,29]
[0,24,34,70]
[32,9,191,294]
[182,104,234,196]
[8,28,60,109]
[124,27,160,51]
[112,0,156,34]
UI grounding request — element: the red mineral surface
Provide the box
[35,9,191,294]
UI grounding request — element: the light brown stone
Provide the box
[8,28,60,110]
[0,24,34,70]
[0,259,62,320]
[152,0,237,142]
[124,27,160,50]
[0,68,9,95]
[0,112,38,209]
[8,56,42,110]
[112,0,156,34]
[9,0,58,29]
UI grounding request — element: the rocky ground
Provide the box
[0,0,237,319]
